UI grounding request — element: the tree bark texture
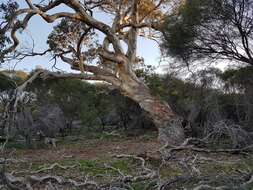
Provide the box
[118,66,185,145]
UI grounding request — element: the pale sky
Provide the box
[1,0,230,74]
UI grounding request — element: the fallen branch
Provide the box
[0,158,26,164]
[1,172,28,190]
[159,175,194,190]
[104,164,132,182]
[29,175,99,189]
[114,154,157,182]
[193,176,253,190]
[172,144,253,154]
[115,154,152,173]
[31,162,77,174]
[103,131,121,137]
[160,171,253,190]
[241,174,253,189]
[1,172,99,190]
[193,184,229,190]
[162,138,253,156]
[196,156,240,164]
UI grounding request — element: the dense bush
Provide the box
[137,65,253,146]
[1,66,252,148]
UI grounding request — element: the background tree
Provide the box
[28,77,105,133]
[0,0,185,145]
[160,0,253,141]
[161,0,253,67]
[0,72,16,90]
[219,66,253,129]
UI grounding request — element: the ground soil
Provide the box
[1,133,253,190]
[13,138,160,162]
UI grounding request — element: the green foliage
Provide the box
[161,0,212,60]
[78,160,107,175]
[0,0,19,62]
[0,0,18,22]
[161,0,253,65]
[138,66,253,137]
[95,89,112,116]
[0,72,16,90]
[30,78,96,127]
[110,159,130,173]
[135,65,169,99]
[0,70,26,91]
[47,18,92,51]
[219,66,253,89]
[47,18,98,66]
[27,76,115,132]
[78,159,130,176]
[50,79,98,127]
[146,74,168,98]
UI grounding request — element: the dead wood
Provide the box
[31,163,77,174]
[0,171,99,190]
[161,137,253,157]
[115,154,157,181]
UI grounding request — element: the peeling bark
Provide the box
[118,67,185,145]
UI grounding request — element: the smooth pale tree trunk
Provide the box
[118,68,185,145]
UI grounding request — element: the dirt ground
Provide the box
[13,138,160,162]
[1,134,253,190]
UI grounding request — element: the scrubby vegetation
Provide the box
[0,0,253,189]
[0,66,253,189]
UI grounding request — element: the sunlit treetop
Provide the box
[0,0,184,87]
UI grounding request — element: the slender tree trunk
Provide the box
[119,69,185,145]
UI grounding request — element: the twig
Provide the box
[241,174,253,188]
[1,172,99,190]
[104,164,132,182]
[31,163,77,174]
[193,184,228,190]
[162,138,253,155]
[115,154,152,173]
[29,175,99,189]
[114,154,157,182]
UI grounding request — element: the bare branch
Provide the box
[64,0,124,54]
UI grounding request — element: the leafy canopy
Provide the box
[161,0,253,66]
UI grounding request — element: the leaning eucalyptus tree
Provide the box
[0,0,185,145]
